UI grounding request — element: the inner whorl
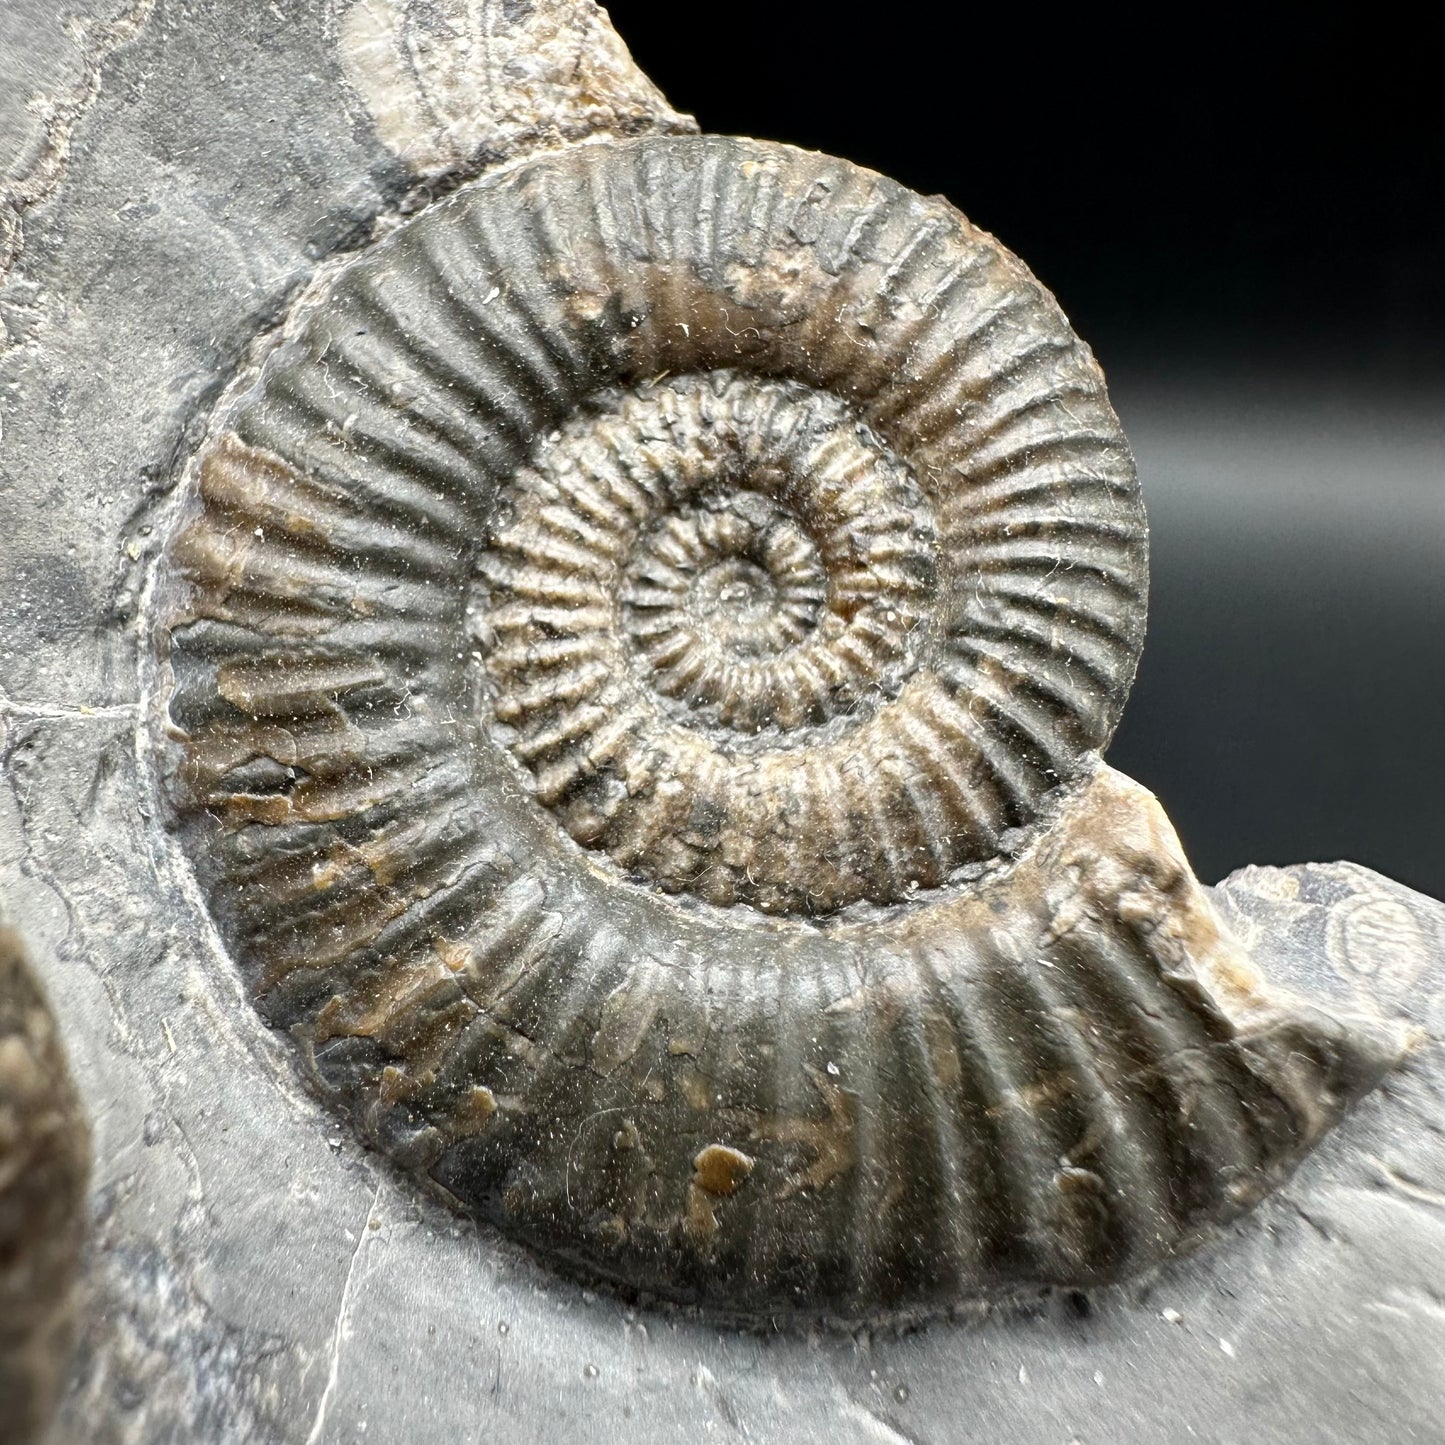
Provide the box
[223,133,1148,917]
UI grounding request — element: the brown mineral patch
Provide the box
[435,937,470,973]
[446,1085,498,1138]
[692,1144,754,1198]
[217,655,386,721]
[199,434,321,538]
[686,1143,755,1243]
[678,1067,713,1112]
[920,1007,963,1090]
[752,1066,857,1198]
[595,1214,629,1247]
[983,1072,1075,1120]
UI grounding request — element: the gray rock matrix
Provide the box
[1,2,1440,1441]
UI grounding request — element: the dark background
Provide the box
[607,0,1444,896]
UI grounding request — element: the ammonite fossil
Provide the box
[0,925,91,1440]
[148,132,1410,1321]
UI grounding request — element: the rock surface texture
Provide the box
[0,1,1441,1440]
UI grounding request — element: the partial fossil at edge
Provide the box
[0,925,91,1440]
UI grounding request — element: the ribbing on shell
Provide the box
[150,134,1405,1321]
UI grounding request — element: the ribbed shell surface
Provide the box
[151,135,1402,1321]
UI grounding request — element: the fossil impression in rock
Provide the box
[148,131,1409,1321]
[0,926,91,1440]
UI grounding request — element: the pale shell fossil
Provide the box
[149,134,1407,1321]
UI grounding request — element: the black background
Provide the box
[607,0,1444,896]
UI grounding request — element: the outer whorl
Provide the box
[150,135,1406,1322]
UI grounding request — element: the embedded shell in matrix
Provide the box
[138,0,1416,1324]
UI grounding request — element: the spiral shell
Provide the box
[151,135,1404,1320]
